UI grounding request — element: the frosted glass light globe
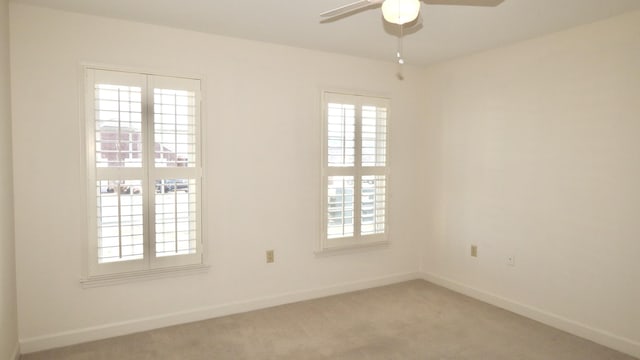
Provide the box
[382,0,420,25]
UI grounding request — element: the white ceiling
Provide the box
[10,0,640,66]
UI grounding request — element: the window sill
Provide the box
[80,264,210,288]
[315,239,390,257]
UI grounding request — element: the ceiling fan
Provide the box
[321,0,504,77]
[321,0,505,25]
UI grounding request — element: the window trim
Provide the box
[80,64,208,284]
[318,90,391,253]
[80,263,209,288]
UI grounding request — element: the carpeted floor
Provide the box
[22,280,637,360]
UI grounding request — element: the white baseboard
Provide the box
[20,271,420,354]
[420,271,640,359]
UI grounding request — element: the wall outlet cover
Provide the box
[471,245,478,257]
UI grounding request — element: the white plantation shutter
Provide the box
[148,75,201,268]
[360,175,386,236]
[327,103,355,167]
[86,68,202,277]
[327,176,355,239]
[95,179,144,264]
[361,105,387,167]
[321,92,389,251]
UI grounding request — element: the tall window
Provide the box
[321,92,389,251]
[85,68,202,277]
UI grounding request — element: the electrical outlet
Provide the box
[266,250,275,263]
[471,245,478,257]
[507,255,515,266]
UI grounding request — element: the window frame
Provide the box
[82,65,207,284]
[319,91,390,253]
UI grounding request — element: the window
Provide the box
[85,68,203,278]
[320,92,389,251]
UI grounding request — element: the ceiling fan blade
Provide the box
[423,0,504,6]
[320,0,384,18]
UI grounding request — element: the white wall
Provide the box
[0,0,19,359]
[420,10,640,357]
[11,2,640,357]
[10,4,423,352]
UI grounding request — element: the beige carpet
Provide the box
[22,280,637,360]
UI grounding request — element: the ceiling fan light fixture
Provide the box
[381,0,420,25]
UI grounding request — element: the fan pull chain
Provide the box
[397,36,404,65]
[396,24,405,80]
